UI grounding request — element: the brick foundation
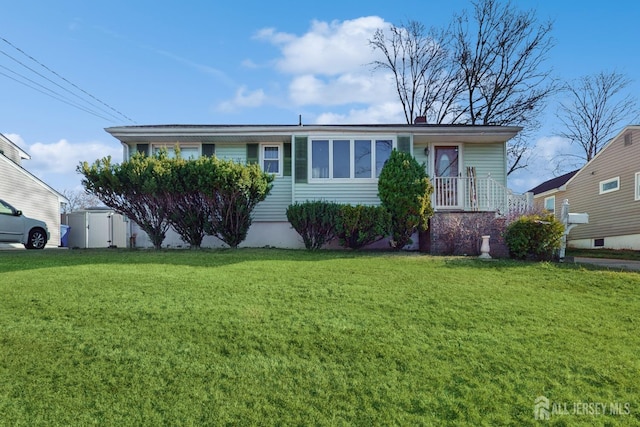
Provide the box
[422,211,509,257]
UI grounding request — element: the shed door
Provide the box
[88,213,111,248]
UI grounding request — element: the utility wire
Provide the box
[0,62,118,122]
[0,69,115,122]
[0,36,136,124]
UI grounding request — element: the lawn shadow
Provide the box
[0,247,409,274]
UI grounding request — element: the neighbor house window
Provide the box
[544,196,555,213]
[152,145,199,159]
[635,172,640,200]
[310,137,395,180]
[261,144,282,176]
[599,176,620,194]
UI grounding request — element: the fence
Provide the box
[432,175,532,215]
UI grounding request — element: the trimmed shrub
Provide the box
[202,158,274,248]
[504,213,564,260]
[335,205,391,250]
[286,201,341,250]
[80,150,273,250]
[166,156,211,249]
[378,149,434,250]
[79,151,173,250]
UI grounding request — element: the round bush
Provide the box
[504,213,564,260]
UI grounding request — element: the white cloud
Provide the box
[241,58,259,69]
[220,16,405,122]
[508,135,576,193]
[262,17,387,76]
[535,135,573,162]
[289,72,396,106]
[315,102,405,124]
[253,27,297,45]
[16,137,121,192]
[216,86,267,112]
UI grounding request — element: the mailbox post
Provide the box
[559,199,589,261]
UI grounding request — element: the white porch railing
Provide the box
[432,175,533,215]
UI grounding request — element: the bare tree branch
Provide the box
[370,21,461,124]
[369,0,558,175]
[61,189,104,213]
[556,70,639,161]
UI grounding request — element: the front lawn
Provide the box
[0,249,638,425]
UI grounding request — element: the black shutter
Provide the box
[283,142,292,177]
[294,137,307,183]
[202,143,215,157]
[397,136,411,153]
[136,143,149,156]
[246,143,259,165]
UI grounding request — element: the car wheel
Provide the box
[26,228,47,250]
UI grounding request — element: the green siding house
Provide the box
[106,124,524,250]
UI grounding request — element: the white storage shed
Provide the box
[63,208,128,249]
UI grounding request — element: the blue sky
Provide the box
[2,0,639,194]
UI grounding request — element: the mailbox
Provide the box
[567,212,589,224]
[559,200,589,261]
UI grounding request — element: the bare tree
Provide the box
[450,0,557,175]
[370,21,462,124]
[506,134,535,176]
[557,70,638,163]
[451,0,556,127]
[61,189,104,213]
[370,0,557,175]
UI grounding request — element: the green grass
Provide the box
[1,249,639,426]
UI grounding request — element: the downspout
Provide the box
[84,211,89,249]
[291,134,295,205]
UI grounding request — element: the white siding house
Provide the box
[0,133,67,248]
[106,124,525,252]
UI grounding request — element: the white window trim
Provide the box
[599,176,620,195]
[260,143,283,177]
[635,172,640,201]
[544,195,555,213]
[308,136,396,182]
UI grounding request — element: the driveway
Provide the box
[0,243,24,250]
[572,257,640,272]
[0,243,65,250]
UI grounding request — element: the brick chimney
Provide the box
[414,115,427,124]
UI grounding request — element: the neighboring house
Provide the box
[0,132,68,247]
[105,123,525,252]
[542,125,640,250]
[529,169,580,218]
[529,125,640,250]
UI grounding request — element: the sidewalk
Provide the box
[571,257,640,272]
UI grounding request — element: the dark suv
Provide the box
[0,199,49,249]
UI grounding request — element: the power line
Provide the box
[0,68,115,122]
[0,36,136,124]
[0,48,123,122]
